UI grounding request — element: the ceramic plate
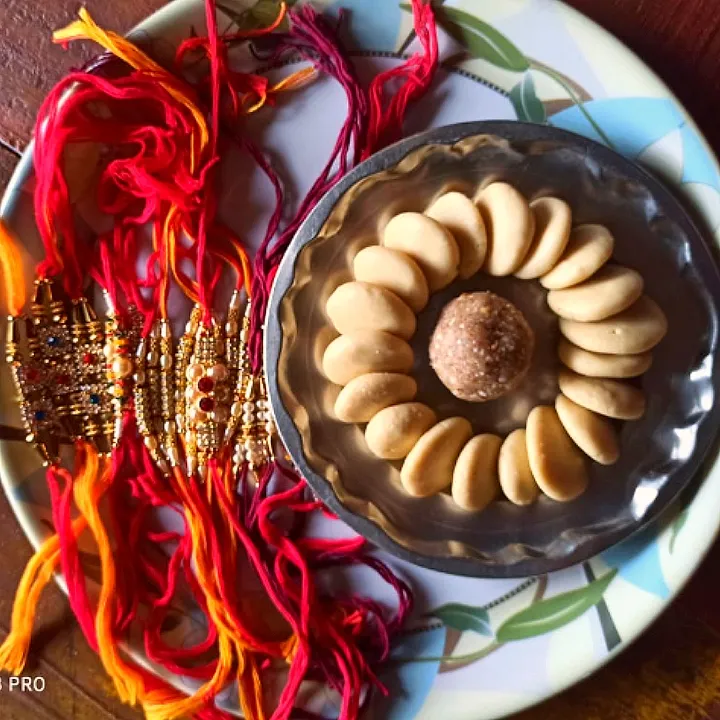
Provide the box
[266,121,720,578]
[2,1,720,718]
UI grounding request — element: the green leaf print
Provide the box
[217,0,293,32]
[427,5,529,72]
[496,568,618,642]
[509,72,547,123]
[428,603,492,636]
[669,507,689,554]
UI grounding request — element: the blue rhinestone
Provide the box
[89,393,100,405]
[34,410,47,421]
[47,336,60,347]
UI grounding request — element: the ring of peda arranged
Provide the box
[321,182,668,512]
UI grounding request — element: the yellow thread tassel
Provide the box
[243,66,318,114]
[144,481,235,718]
[53,9,209,170]
[270,66,317,94]
[73,443,146,706]
[0,516,86,674]
[0,220,26,316]
[141,469,243,719]
[144,633,235,720]
[238,654,267,720]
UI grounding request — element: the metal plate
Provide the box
[265,121,720,577]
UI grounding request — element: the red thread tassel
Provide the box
[361,0,439,159]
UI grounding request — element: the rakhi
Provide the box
[0,2,438,719]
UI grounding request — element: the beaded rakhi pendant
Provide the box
[182,313,232,479]
[134,318,175,474]
[6,279,115,464]
[103,293,142,447]
[152,293,277,479]
[224,296,275,472]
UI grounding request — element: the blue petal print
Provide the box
[601,526,670,600]
[550,98,684,158]
[369,625,446,720]
[679,125,720,190]
[327,0,402,52]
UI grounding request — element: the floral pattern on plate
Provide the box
[1,1,719,718]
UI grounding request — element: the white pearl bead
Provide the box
[208,363,228,381]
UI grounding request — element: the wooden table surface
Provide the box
[1,1,720,718]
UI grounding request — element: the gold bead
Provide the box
[112,356,133,379]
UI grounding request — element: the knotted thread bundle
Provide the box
[0,1,439,718]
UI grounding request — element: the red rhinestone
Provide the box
[197,377,215,393]
[199,397,215,413]
[56,373,70,385]
[83,352,96,364]
[26,368,40,382]
[118,346,129,355]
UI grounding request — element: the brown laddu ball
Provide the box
[429,291,534,402]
